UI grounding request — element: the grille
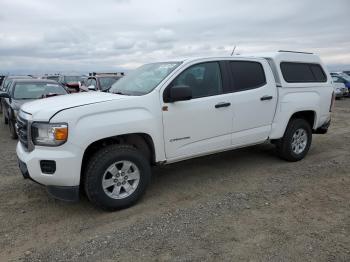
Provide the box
[16,116,29,150]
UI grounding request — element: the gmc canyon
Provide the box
[8,51,334,210]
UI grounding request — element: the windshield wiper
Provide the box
[113,91,130,96]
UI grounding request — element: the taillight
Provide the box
[330,91,335,112]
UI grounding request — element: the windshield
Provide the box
[64,76,83,83]
[109,62,181,95]
[13,83,67,99]
[99,77,120,91]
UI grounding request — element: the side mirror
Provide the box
[0,91,10,98]
[168,85,192,102]
[88,85,96,91]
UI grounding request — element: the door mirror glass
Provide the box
[169,85,192,102]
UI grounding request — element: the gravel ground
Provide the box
[0,100,349,262]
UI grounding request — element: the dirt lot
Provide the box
[0,100,349,262]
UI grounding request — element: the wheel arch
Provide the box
[80,132,156,186]
[289,110,317,130]
[270,108,318,140]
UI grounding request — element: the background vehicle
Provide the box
[15,51,333,210]
[84,73,124,92]
[58,75,84,93]
[0,75,33,91]
[332,76,348,98]
[343,71,350,76]
[0,79,68,138]
[331,74,350,95]
[0,75,32,114]
[42,75,60,82]
[0,75,5,87]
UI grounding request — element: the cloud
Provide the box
[113,37,135,49]
[0,0,349,74]
[154,28,176,43]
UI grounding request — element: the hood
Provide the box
[12,94,65,110]
[12,99,35,110]
[20,92,125,121]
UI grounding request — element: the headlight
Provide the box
[31,122,68,146]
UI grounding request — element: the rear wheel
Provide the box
[84,144,151,211]
[276,118,312,162]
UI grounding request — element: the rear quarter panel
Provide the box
[269,54,333,139]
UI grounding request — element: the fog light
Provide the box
[40,160,56,174]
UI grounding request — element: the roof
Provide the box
[11,79,59,84]
[236,51,322,64]
[89,74,122,78]
[5,75,32,79]
[180,51,322,65]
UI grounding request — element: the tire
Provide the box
[2,107,8,125]
[9,118,18,139]
[84,144,151,211]
[276,118,312,162]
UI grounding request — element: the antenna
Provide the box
[230,45,236,56]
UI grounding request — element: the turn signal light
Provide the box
[54,127,68,141]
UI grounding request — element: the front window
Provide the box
[110,62,181,95]
[13,83,67,99]
[170,62,223,98]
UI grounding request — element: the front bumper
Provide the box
[17,157,80,202]
[16,142,83,201]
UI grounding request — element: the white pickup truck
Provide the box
[13,51,334,210]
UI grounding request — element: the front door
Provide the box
[162,61,233,161]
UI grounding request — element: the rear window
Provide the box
[280,62,327,83]
[229,61,266,91]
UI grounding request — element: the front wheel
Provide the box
[9,119,18,139]
[276,118,312,162]
[84,144,151,211]
[2,107,8,125]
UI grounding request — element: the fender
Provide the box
[50,93,166,163]
[269,91,319,139]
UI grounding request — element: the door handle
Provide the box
[260,95,273,101]
[215,102,231,108]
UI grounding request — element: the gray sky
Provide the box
[0,0,349,74]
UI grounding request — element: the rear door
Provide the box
[162,61,234,161]
[226,59,277,146]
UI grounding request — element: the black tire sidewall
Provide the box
[85,145,151,210]
[9,119,17,139]
[284,119,312,161]
[2,109,8,124]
